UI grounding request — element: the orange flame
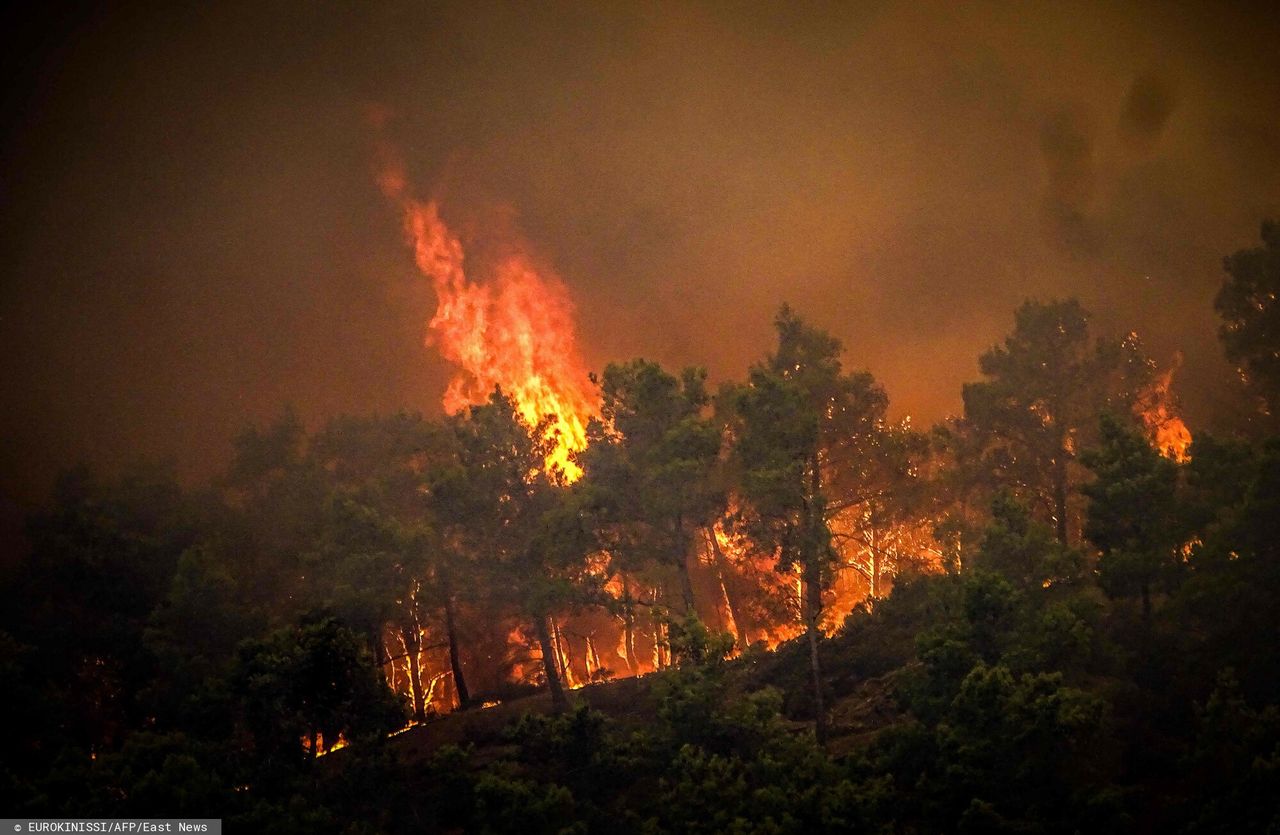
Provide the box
[1136,355,1192,463]
[375,141,595,479]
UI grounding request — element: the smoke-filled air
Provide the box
[2,2,1279,832]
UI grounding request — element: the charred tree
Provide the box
[535,614,568,712]
[439,571,470,708]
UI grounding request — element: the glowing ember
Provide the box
[388,722,421,737]
[374,137,596,479]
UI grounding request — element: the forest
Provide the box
[2,222,1278,832]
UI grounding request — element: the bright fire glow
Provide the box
[1136,356,1193,462]
[359,116,983,725]
[374,139,596,479]
[309,732,349,757]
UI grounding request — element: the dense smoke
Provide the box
[2,1,1279,553]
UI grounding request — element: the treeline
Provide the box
[2,223,1279,832]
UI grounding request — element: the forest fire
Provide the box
[364,144,1198,725]
[10,5,1280,829]
[375,141,596,479]
[1137,355,1194,462]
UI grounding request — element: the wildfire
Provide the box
[373,133,596,479]
[308,732,349,757]
[1136,355,1193,462]
[357,115,987,725]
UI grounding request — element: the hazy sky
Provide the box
[3,1,1280,530]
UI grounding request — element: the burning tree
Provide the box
[299,414,460,720]
[1082,413,1188,621]
[1216,219,1280,421]
[825,414,934,609]
[433,389,597,712]
[722,305,889,745]
[961,300,1171,545]
[578,360,724,618]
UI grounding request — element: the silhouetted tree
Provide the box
[1081,414,1186,621]
[1215,220,1280,418]
[306,414,460,718]
[830,417,931,601]
[579,359,723,615]
[974,492,1083,592]
[10,464,199,752]
[233,613,403,760]
[435,390,595,712]
[1179,438,1280,702]
[962,299,1149,545]
[723,304,887,745]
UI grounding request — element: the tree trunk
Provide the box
[652,589,668,669]
[534,615,568,712]
[552,616,577,688]
[677,559,697,615]
[674,518,697,614]
[803,556,828,748]
[706,526,748,649]
[370,626,390,687]
[650,586,670,671]
[621,576,638,675]
[870,519,881,600]
[441,589,470,708]
[805,450,828,748]
[401,624,426,722]
[1052,451,1070,545]
[587,636,602,680]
